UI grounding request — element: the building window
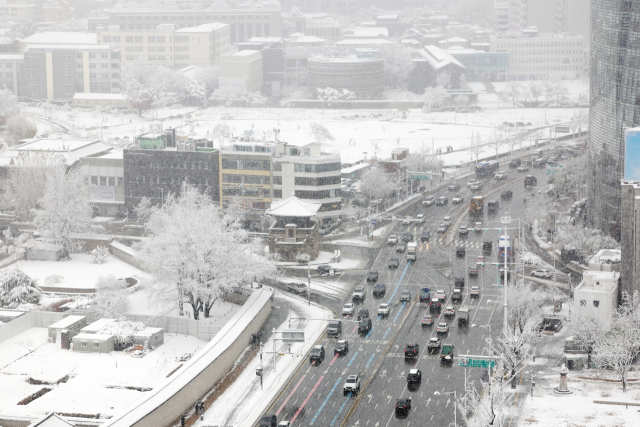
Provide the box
[102,73,109,78]
[125,36,134,43]
[101,52,108,59]
[135,47,143,52]
[103,36,112,42]
[113,36,121,43]
[148,36,156,43]
[77,73,83,78]
[108,177,115,186]
[101,63,108,68]
[157,36,165,43]
[62,73,71,79]
[93,342,100,348]
[89,63,96,68]
[117,177,123,187]
[273,176,282,185]
[580,300,586,306]
[89,53,96,59]
[62,53,71,59]
[273,189,282,198]
[135,36,143,43]
[81,341,87,347]
[593,300,600,308]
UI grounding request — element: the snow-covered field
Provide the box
[0,327,206,418]
[10,254,150,290]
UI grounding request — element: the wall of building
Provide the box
[219,50,263,92]
[0,54,22,95]
[621,182,640,296]
[307,56,384,99]
[220,151,272,210]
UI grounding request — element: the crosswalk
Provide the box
[416,239,486,249]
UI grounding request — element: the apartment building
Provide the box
[43,0,75,22]
[304,17,341,42]
[0,53,22,94]
[489,31,585,80]
[91,7,282,44]
[0,2,35,20]
[219,50,263,92]
[80,151,125,217]
[97,23,230,69]
[574,249,621,326]
[19,44,120,101]
[272,142,342,226]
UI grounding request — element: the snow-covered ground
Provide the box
[196,291,333,427]
[10,254,150,291]
[0,327,206,418]
[278,277,351,299]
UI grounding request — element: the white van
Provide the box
[286,281,307,295]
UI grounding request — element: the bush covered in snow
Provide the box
[209,87,269,107]
[98,320,145,350]
[0,268,41,309]
[45,274,64,286]
[91,246,110,264]
[94,275,130,319]
[554,225,620,260]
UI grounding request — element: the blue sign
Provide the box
[624,128,640,181]
[371,219,378,225]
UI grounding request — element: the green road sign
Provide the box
[410,174,431,181]
[459,358,496,368]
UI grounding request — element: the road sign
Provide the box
[371,219,378,225]
[410,174,431,181]
[547,164,564,175]
[459,358,496,368]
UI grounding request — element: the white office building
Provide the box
[573,249,621,326]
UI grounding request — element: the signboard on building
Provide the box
[624,128,640,181]
[89,186,116,202]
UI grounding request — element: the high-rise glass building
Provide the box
[588,0,640,238]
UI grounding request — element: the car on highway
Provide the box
[407,369,422,384]
[476,256,485,266]
[421,313,434,327]
[367,270,379,283]
[525,175,538,187]
[470,286,481,297]
[343,375,360,395]
[448,182,461,191]
[334,340,349,356]
[517,164,530,172]
[402,216,412,225]
[378,303,391,317]
[430,298,442,313]
[452,289,462,303]
[436,224,448,234]
[401,233,414,243]
[455,277,465,288]
[357,308,369,320]
[444,305,456,317]
[436,322,449,334]
[443,215,452,225]
[342,303,355,316]
[352,286,366,303]
[400,290,411,302]
[469,266,479,277]
[427,337,441,354]
[435,290,446,301]
[396,243,406,253]
[423,195,436,207]
[388,258,400,269]
[470,182,483,191]
[414,214,425,224]
[436,196,449,206]
[388,235,398,245]
[456,246,465,257]
[404,343,419,359]
[494,170,507,180]
[474,222,483,233]
[531,269,553,279]
[467,179,481,188]
[309,345,325,364]
[327,320,342,338]
[358,317,372,334]
[286,281,307,295]
[395,397,412,417]
[420,230,430,242]
[452,194,464,204]
[373,283,387,298]
[459,226,469,237]
[259,415,278,427]
[509,158,521,168]
[501,190,513,200]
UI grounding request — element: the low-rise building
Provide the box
[19,32,97,51]
[307,50,384,99]
[447,46,509,82]
[73,92,128,108]
[0,2,35,20]
[410,45,466,93]
[219,50,263,92]
[343,27,388,39]
[573,249,621,325]
[266,196,320,262]
[0,53,22,94]
[43,0,75,22]
[133,327,164,350]
[48,315,87,343]
[80,150,125,217]
[73,333,115,353]
[81,318,116,333]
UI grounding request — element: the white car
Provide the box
[452,194,464,204]
[378,303,391,317]
[436,322,449,334]
[414,214,425,224]
[467,179,481,188]
[494,170,507,180]
[388,235,398,245]
[531,269,553,279]
[470,182,483,191]
[443,216,452,225]
[342,303,355,316]
[402,217,413,225]
[517,164,530,172]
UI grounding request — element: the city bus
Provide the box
[476,160,500,178]
[498,235,512,261]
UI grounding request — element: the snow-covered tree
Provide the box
[543,75,570,106]
[193,66,220,97]
[569,302,608,364]
[488,131,506,160]
[33,169,92,253]
[3,151,66,221]
[0,269,41,309]
[554,226,619,260]
[135,184,275,319]
[436,70,451,89]
[380,45,415,90]
[212,122,231,146]
[185,79,207,106]
[209,87,269,107]
[422,85,448,112]
[594,315,640,392]
[309,122,334,143]
[316,87,356,102]
[97,320,144,350]
[499,81,523,107]
[526,80,544,106]
[91,246,110,264]
[6,115,37,145]
[0,88,20,125]
[125,80,155,116]
[468,134,483,165]
[94,275,130,319]
[507,280,545,335]
[359,168,397,202]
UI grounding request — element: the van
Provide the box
[534,149,544,158]
[286,281,307,295]
[327,320,342,338]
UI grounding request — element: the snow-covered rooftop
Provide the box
[415,45,465,70]
[266,197,322,217]
[20,32,97,45]
[134,327,164,337]
[0,138,111,167]
[48,315,86,330]
[343,27,388,38]
[175,22,228,33]
[0,310,24,319]
[81,318,116,333]
[336,39,393,46]
[341,162,370,173]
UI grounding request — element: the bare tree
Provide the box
[309,122,335,143]
[594,315,640,392]
[507,280,545,335]
[359,168,397,203]
[500,81,523,107]
[6,115,37,145]
[488,131,506,160]
[468,134,483,165]
[570,302,608,365]
[212,122,231,146]
[527,81,544,106]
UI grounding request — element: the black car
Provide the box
[309,345,325,363]
[258,415,277,427]
[395,398,412,417]
[401,233,414,243]
[454,277,465,288]
[373,283,387,298]
[334,340,349,356]
[357,308,370,320]
[366,270,379,283]
[407,369,422,384]
[501,190,513,199]
[509,158,521,168]
[436,196,449,206]
[388,258,400,269]
[420,231,430,242]
[456,246,465,258]
[404,343,419,359]
[358,317,372,334]
[317,264,331,275]
[524,175,538,187]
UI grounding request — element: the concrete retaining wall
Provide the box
[103,287,273,427]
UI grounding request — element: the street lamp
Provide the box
[443,390,457,426]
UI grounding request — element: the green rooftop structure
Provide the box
[137,133,166,150]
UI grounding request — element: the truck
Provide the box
[419,287,431,302]
[487,200,499,215]
[469,196,484,219]
[440,344,455,365]
[458,306,470,326]
[483,241,493,255]
[406,242,418,261]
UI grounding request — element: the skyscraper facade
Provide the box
[588,0,640,237]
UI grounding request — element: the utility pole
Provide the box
[501,214,511,335]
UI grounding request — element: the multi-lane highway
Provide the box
[263,160,569,427]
